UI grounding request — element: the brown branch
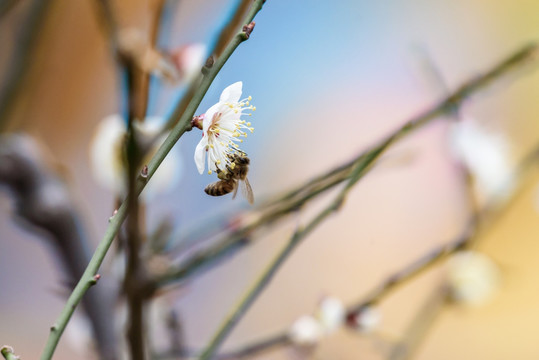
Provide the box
[212,0,253,58]
[0,0,19,20]
[0,0,52,131]
[163,0,256,131]
[0,134,119,360]
[387,286,448,360]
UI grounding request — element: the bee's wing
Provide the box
[232,180,239,200]
[240,177,254,205]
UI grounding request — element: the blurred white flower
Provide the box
[170,43,207,84]
[288,315,324,346]
[350,306,381,333]
[194,81,255,175]
[449,119,515,202]
[446,250,501,306]
[315,296,346,334]
[89,114,181,197]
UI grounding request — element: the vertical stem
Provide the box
[124,55,148,359]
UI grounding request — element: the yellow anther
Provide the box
[247,96,252,101]
[249,127,254,132]
[246,122,251,126]
[216,160,221,165]
[229,104,233,108]
[239,139,243,143]
[209,144,214,148]
[245,101,250,106]
[208,170,212,175]
[248,113,252,116]
[252,106,256,111]
[230,163,236,169]
[234,110,238,113]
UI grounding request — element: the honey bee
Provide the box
[204,153,254,204]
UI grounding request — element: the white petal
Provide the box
[449,120,515,202]
[288,315,324,346]
[446,251,500,306]
[203,103,222,132]
[316,297,345,334]
[179,43,207,83]
[134,116,165,136]
[89,114,126,194]
[353,306,381,333]
[144,133,182,197]
[194,136,208,174]
[219,81,243,103]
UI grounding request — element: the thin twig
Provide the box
[1,346,19,360]
[135,0,167,119]
[38,2,267,359]
[211,0,253,58]
[387,286,448,360]
[155,42,539,289]
[162,0,255,132]
[198,134,400,359]
[195,141,539,360]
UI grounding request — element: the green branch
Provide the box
[38,1,267,359]
[1,346,19,360]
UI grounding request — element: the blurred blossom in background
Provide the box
[1,0,539,359]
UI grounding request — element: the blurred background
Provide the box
[1,0,539,359]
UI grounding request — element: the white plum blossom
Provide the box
[449,119,515,202]
[89,115,181,197]
[288,315,325,346]
[288,296,348,346]
[315,296,346,334]
[446,250,501,306]
[351,306,381,333]
[194,81,255,175]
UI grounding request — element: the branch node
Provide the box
[140,165,149,179]
[90,274,101,285]
[1,346,19,360]
[191,114,204,130]
[205,55,215,69]
[108,209,118,223]
[242,21,256,39]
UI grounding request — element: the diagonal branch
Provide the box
[194,141,539,360]
[197,135,407,359]
[39,1,267,359]
[154,42,539,289]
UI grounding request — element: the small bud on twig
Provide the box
[242,22,256,39]
[192,114,205,130]
[108,209,118,223]
[92,274,101,284]
[141,165,149,179]
[205,55,215,69]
